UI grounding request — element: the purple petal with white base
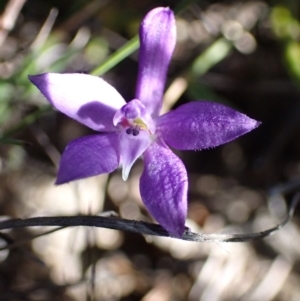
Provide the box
[120,130,152,180]
[56,133,120,184]
[140,142,188,237]
[29,73,126,132]
[135,7,176,117]
[157,101,260,150]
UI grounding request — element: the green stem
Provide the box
[91,36,139,76]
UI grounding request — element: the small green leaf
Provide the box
[285,40,300,81]
[192,38,232,77]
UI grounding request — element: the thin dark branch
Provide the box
[0,230,45,265]
[0,193,299,243]
[0,226,65,251]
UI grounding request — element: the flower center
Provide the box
[126,125,140,136]
[113,99,155,136]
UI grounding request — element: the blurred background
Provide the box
[1,0,300,300]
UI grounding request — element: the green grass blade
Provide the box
[91,36,139,76]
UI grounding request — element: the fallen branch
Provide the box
[0,193,298,243]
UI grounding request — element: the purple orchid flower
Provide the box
[29,7,259,237]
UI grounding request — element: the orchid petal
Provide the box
[140,142,187,237]
[56,133,119,184]
[120,130,152,181]
[135,7,176,117]
[157,101,260,150]
[29,73,126,132]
